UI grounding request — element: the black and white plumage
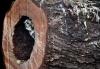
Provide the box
[24,18,35,39]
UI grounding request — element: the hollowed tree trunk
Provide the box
[2,0,47,69]
[2,0,100,69]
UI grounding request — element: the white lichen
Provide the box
[59,3,66,16]
[83,21,87,29]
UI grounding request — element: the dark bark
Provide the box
[37,0,100,69]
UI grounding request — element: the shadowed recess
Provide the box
[12,16,35,61]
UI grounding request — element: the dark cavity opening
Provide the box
[12,16,35,61]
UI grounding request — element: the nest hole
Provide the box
[12,16,35,62]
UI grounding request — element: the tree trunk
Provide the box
[2,0,47,69]
[2,0,100,69]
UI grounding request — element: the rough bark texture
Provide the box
[38,0,100,69]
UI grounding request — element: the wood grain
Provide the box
[2,0,47,69]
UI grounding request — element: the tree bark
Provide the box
[2,0,100,69]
